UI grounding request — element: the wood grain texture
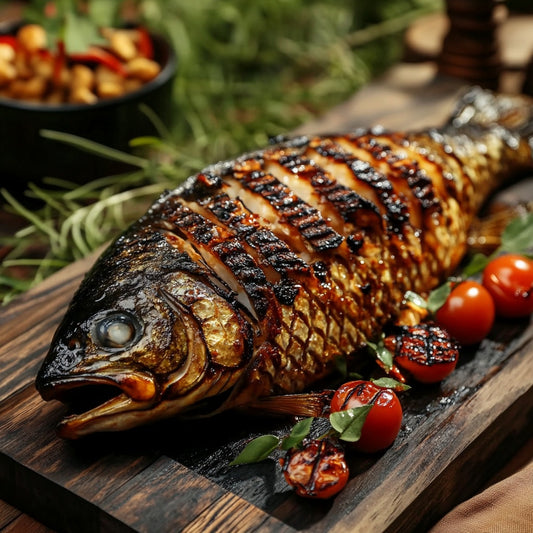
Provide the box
[1,71,532,532]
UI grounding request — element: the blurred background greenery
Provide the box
[0,0,483,301]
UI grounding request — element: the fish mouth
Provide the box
[37,370,160,439]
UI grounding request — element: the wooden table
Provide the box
[2,10,533,533]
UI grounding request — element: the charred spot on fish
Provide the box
[359,283,372,295]
[92,311,143,352]
[312,261,329,283]
[347,234,364,253]
[202,194,240,223]
[278,152,383,229]
[181,172,223,201]
[313,141,350,162]
[356,136,397,163]
[273,278,301,305]
[246,229,310,275]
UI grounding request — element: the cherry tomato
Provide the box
[330,380,403,453]
[384,323,459,384]
[482,254,533,318]
[280,438,349,499]
[435,281,495,345]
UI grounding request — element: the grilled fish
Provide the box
[36,87,533,438]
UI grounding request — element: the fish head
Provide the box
[36,229,253,438]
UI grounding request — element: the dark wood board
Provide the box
[1,68,533,532]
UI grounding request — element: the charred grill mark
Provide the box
[310,139,410,236]
[390,323,459,365]
[275,153,383,231]
[247,229,310,276]
[346,134,442,216]
[152,197,278,321]
[212,240,273,319]
[200,193,311,278]
[234,162,344,252]
[180,171,225,203]
[416,130,476,207]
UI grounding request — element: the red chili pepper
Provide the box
[69,46,127,76]
[0,35,19,49]
[137,26,154,59]
[53,41,66,87]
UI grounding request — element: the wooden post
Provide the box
[438,0,502,90]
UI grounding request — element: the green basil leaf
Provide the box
[367,337,393,372]
[376,342,394,372]
[229,435,280,465]
[281,417,314,450]
[64,11,104,53]
[88,0,120,28]
[371,377,411,391]
[427,281,452,314]
[403,290,428,309]
[462,253,489,278]
[500,212,533,255]
[329,405,372,442]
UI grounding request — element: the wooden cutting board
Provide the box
[1,66,533,533]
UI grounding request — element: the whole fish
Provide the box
[36,87,533,438]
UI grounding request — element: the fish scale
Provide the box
[35,87,533,438]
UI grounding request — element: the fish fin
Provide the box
[467,201,533,255]
[242,390,334,418]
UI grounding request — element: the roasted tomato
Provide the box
[330,381,402,453]
[384,323,459,384]
[482,254,533,318]
[435,281,495,345]
[280,438,349,499]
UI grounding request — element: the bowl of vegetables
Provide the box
[0,16,177,186]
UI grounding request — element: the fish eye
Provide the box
[93,312,142,350]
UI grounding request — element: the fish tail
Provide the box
[445,86,533,162]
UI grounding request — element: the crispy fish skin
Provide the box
[36,87,533,438]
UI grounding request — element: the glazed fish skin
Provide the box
[36,88,533,438]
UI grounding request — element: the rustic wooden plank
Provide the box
[0,500,20,530]
[2,514,55,533]
[181,493,294,533]
[101,457,293,533]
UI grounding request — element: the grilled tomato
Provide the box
[384,323,459,383]
[280,438,349,499]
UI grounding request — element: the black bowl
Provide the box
[0,28,177,188]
